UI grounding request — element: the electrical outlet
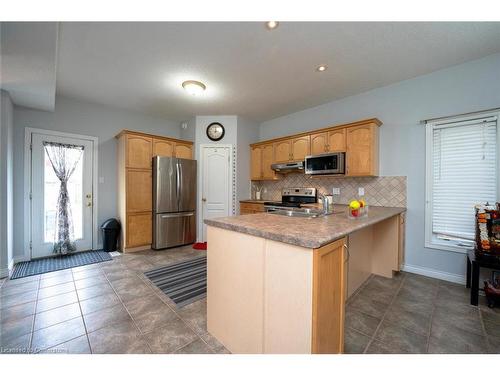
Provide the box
[332,187,340,195]
[358,187,365,196]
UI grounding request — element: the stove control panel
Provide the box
[282,187,317,197]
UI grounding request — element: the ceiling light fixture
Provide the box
[316,65,328,72]
[182,80,206,95]
[266,21,279,30]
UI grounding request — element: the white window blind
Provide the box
[428,116,497,247]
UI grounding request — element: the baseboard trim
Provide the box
[13,255,30,264]
[402,264,466,285]
[0,268,9,278]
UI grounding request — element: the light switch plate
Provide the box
[358,187,365,196]
[332,187,340,195]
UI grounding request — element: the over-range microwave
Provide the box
[305,152,345,175]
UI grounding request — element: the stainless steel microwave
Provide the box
[305,152,345,175]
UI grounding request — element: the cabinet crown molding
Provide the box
[250,118,381,147]
[116,129,193,145]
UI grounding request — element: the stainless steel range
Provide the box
[264,187,317,211]
[264,187,336,218]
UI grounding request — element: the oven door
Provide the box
[305,153,345,175]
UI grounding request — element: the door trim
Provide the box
[24,127,99,260]
[198,144,234,242]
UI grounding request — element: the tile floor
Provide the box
[0,246,228,354]
[344,272,500,354]
[1,246,499,354]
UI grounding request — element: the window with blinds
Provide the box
[425,114,498,252]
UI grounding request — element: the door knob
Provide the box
[86,202,92,207]
[86,194,92,198]
[202,198,207,202]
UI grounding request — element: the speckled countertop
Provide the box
[239,199,275,204]
[205,205,406,249]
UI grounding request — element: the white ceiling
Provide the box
[7,22,500,122]
[0,22,58,111]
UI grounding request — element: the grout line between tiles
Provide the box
[362,272,407,354]
[424,280,442,353]
[100,262,157,354]
[28,276,41,353]
[72,264,94,354]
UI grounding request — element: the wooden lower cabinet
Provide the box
[240,202,266,214]
[312,238,346,354]
[398,214,406,269]
[126,212,152,248]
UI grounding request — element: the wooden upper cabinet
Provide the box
[153,139,174,157]
[126,135,152,169]
[346,123,379,176]
[126,169,152,212]
[251,146,263,180]
[175,143,193,159]
[291,135,311,161]
[311,132,328,155]
[249,118,381,178]
[274,140,292,163]
[328,128,346,152]
[261,143,275,179]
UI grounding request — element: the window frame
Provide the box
[425,110,500,253]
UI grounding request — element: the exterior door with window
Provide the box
[31,133,94,258]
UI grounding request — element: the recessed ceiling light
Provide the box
[316,65,328,72]
[182,80,206,96]
[266,21,279,30]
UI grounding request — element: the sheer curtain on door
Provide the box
[43,141,84,255]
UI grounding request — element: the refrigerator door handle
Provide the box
[160,212,195,219]
[176,160,181,209]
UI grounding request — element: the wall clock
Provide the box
[206,122,225,141]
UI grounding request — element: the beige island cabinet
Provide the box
[204,205,406,354]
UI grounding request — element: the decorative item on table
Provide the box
[475,202,500,260]
[484,277,500,308]
[348,199,368,219]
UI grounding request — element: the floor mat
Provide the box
[10,250,113,279]
[192,242,207,250]
[144,256,207,308]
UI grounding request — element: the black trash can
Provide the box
[101,219,121,252]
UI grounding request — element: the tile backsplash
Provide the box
[252,175,407,207]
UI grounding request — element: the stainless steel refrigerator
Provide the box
[152,156,197,249]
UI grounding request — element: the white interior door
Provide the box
[201,146,231,242]
[31,133,94,258]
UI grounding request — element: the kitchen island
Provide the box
[205,205,406,354]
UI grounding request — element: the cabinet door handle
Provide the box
[344,243,350,262]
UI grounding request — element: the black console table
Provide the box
[466,250,500,305]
